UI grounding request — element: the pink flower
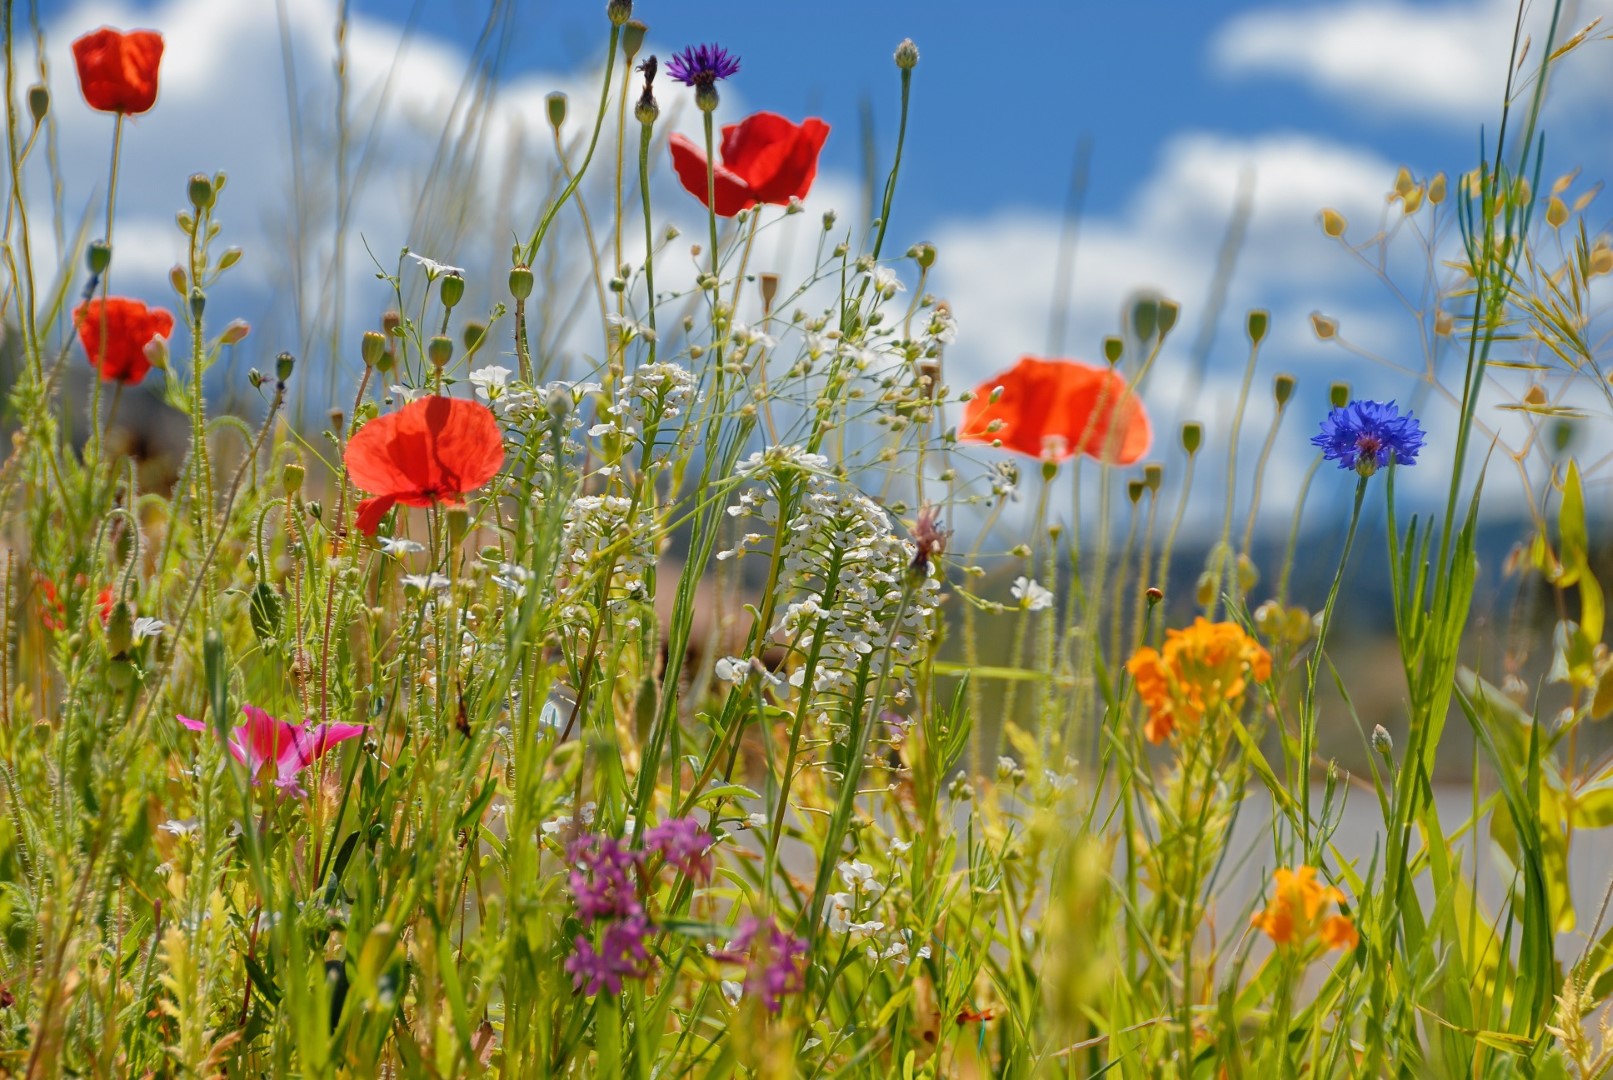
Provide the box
[565,913,652,997]
[644,816,714,881]
[177,704,365,797]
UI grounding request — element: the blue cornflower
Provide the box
[666,43,741,88]
[1311,399,1426,477]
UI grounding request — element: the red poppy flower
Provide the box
[74,297,175,385]
[669,112,829,217]
[72,27,164,115]
[344,396,505,536]
[959,356,1151,465]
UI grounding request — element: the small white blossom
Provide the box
[389,383,425,404]
[1012,576,1053,612]
[720,980,744,1006]
[379,536,425,557]
[606,312,658,343]
[839,860,885,900]
[408,252,465,278]
[403,573,452,592]
[132,616,165,641]
[868,265,905,296]
[160,818,201,837]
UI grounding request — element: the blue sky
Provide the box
[16,0,1613,530]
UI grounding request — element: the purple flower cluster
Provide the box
[665,43,741,87]
[1311,399,1426,478]
[567,834,643,922]
[565,834,651,996]
[728,914,809,1012]
[644,816,714,881]
[565,912,652,997]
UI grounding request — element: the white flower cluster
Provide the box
[722,453,941,709]
[821,859,930,966]
[559,494,657,629]
[588,363,698,459]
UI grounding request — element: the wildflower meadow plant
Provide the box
[2,1,1612,1076]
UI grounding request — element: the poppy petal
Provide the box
[72,27,164,114]
[669,132,759,217]
[719,113,829,206]
[353,494,398,537]
[344,396,504,534]
[960,357,1151,465]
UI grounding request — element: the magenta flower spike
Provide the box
[178,704,365,797]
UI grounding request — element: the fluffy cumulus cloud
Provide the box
[1212,0,1613,124]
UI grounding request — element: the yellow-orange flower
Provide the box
[1251,866,1358,951]
[1125,618,1272,744]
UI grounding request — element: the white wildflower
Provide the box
[403,573,452,592]
[720,980,744,1006]
[378,536,425,557]
[132,616,165,641]
[1012,576,1053,612]
[408,252,465,278]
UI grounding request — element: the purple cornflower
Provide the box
[728,915,809,1012]
[665,43,741,87]
[645,816,715,881]
[1310,399,1426,478]
[567,834,644,922]
[565,912,652,996]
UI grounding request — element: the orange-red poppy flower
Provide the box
[959,356,1151,465]
[344,396,505,536]
[72,27,164,115]
[74,297,174,385]
[669,112,830,217]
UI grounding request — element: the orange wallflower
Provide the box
[1125,617,1271,744]
[959,356,1151,465]
[1251,866,1358,951]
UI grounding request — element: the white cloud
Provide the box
[1212,0,1613,124]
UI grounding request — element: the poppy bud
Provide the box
[282,461,305,496]
[1158,299,1180,335]
[462,322,486,353]
[447,507,471,545]
[546,92,568,130]
[440,273,464,310]
[108,657,135,690]
[1329,382,1350,409]
[361,330,386,368]
[509,265,534,301]
[375,349,395,375]
[105,599,134,657]
[188,172,214,211]
[276,352,295,383]
[1130,295,1159,343]
[894,38,920,69]
[428,335,453,369]
[1181,422,1202,456]
[1145,586,1164,605]
[1273,373,1295,406]
[607,0,631,26]
[87,240,112,276]
[1127,479,1145,504]
[1041,458,1059,481]
[189,287,205,321]
[1102,337,1123,365]
[1246,309,1268,345]
[623,19,648,59]
[220,319,250,345]
[1236,553,1259,592]
[27,84,48,123]
[1143,463,1163,492]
